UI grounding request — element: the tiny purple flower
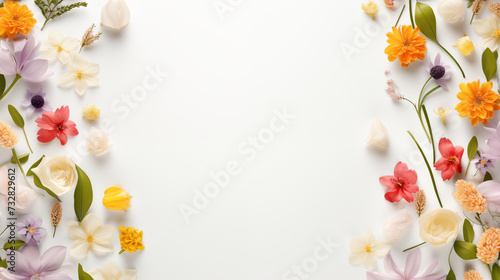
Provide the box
[20,89,52,116]
[425,53,451,90]
[17,215,46,244]
[472,151,496,175]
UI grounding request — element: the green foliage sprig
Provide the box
[34,0,88,30]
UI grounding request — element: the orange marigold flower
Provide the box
[0,1,36,40]
[384,25,427,67]
[119,226,145,253]
[464,270,483,280]
[453,180,486,213]
[0,120,19,149]
[477,227,500,264]
[455,80,500,126]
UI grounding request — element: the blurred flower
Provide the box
[13,243,71,280]
[21,88,52,116]
[476,227,500,263]
[35,106,79,146]
[17,215,46,244]
[90,262,137,280]
[119,226,144,253]
[366,248,447,280]
[419,208,461,246]
[103,185,132,211]
[477,180,500,213]
[434,137,464,181]
[453,180,486,213]
[382,209,412,244]
[384,0,395,8]
[0,1,36,40]
[472,14,500,51]
[101,0,131,30]
[436,0,465,23]
[41,30,79,65]
[385,25,426,67]
[484,122,500,159]
[87,127,111,157]
[58,55,100,96]
[31,156,77,196]
[0,165,36,210]
[455,80,500,126]
[434,107,450,126]
[472,151,496,175]
[425,53,451,90]
[366,118,388,150]
[66,213,114,258]
[379,162,419,203]
[0,120,18,149]
[464,270,484,280]
[82,105,101,123]
[489,2,500,17]
[362,1,378,18]
[454,35,474,56]
[349,231,391,270]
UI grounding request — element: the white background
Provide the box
[0,0,498,279]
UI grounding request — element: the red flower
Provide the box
[379,162,419,203]
[434,137,464,181]
[35,106,78,146]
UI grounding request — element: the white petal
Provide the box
[84,63,100,76]
[48,30,64,44]
[123,269,138,280]
[84,76,99,87]
[93,225,113,242]
[81,213,102,235]
[473,18,495,37]
[57,51,72,65]
[90,240,114,254]
[70,239,90,258]
[74,78,88,96]
[58,72,76,88]
[66,222,87,240]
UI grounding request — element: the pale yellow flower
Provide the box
[349,231,391,269]
[434,107,450,126]
[454,35,474,56]
[362,1,378,18]
[83,105,101,123]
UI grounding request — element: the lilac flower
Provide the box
[20,89,52,116]
[425,53,451,90]
[472,151,496,175]
[485,121,500,159]
[17,215,46,244]
[6,243,70,280]
[478,180,500,213]
[366,248,447,280]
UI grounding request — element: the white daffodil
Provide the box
[41,30,79,65]
[66,213,114,258]
[349,231,391,270]
[58,55,100,96]
[91,263,137,280]
[472,14,500,51]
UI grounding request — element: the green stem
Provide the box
[404,98,431,143]
[0,225,9,237]
[438,43,465,78]
[417,77,432,113]
[486,263,492,275]
[419,86,441,112]
[465,160,471,177]
[470,13,475,25]
[40,18,49,31]
[0,74,21,102]
[403,241,426,252]
[476,213,487,232]
[408,131,443,208]
[395,5,406,27]
[22,128,33,154]
[409,0,415,28]
[119,249,125,254]
[447,245,453,270]
[422,105,436,163]
[53,226,57,238]
[11,148,33,190]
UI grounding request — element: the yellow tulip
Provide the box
[103,185,132,211]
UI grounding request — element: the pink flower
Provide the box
[433,138,464,181]
[379,162,419,203]
[35,106,78,146]
[477,180,500,213]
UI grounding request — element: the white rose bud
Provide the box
[87,127,111,157]
[436,0,465,24]
[101,0,131,30]
[419,208,461,246]
[366,118,389,150]
[32,156,78,196]
[0,165,37,210]
[383,209,413,244]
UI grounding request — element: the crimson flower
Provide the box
[379,162,419,203]
[434,138,464,181]
[35,106,78,146]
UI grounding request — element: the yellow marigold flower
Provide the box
[453,180,486,214]
[119,226,144,253]
[434,107,450,126]
[454,35,474,56]
[455,80,500,126]
[477,228,500,264]
[362,0,379,18]
[82,105,101,123]
[0,1,36,40]
[464,270,483,280]
[0,120,19,149]
[103,185,132,211]
[385,25,427,67]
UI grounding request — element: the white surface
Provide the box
[0,0,497,279]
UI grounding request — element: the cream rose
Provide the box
[0,165,37,210]
[436,0,465,23]
[419,208,461,246]
[32,156,78,196]
[87,127,111,157]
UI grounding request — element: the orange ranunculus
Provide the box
[0,1,36,40]
[384,25,427,67]
[455,80,500,126]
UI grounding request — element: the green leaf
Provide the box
[482,48,497,81]
[0,75,5,95]
[446,268,456,280]
[463,219,474,243]
[33,174,61,202]
[3,240,24,251]
[78,264,94,280]
[493,263,500,280]
[495,51,499,60]
[485,172,493,181]
[415,2,437,41]
[10,153,29,164]
[74,165,93,222]
[467,136,478,161]
[27,155,45,176]
[7,105,24,128]
[453,240,477,260]
[0,258,6,268]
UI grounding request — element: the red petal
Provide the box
[438,138,455,158]
[384,189,403,202]
[37,129,56,143]
[379,176,397,189]
[57,133,68,146]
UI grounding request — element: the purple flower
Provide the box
[17,215,46,244]
[366,248,447,280]
[6,243,70,280]
[485,121,500,159]
[472,151,496,175]
[478,180,500,213]
[425,54,451,90]
[0,35,52,82]
[20,89,52,116]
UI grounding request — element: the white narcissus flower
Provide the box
[58,55,100,96]
[41,30,79,65]
[101,0,131,30]
[349,231,391,270]
[87,127,112,157]
[382,209,413,244]
[0,165,37,210]
[66,213,114,258]
[472,14,500,51]
[436,0,465,24]
[91,263,137,280]
[366,118,388,150]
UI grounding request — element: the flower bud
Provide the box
[101,0,130,31]
[366,118,389,150]
[103,185,132,211]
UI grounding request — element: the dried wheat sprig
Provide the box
[51,201,62,238]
